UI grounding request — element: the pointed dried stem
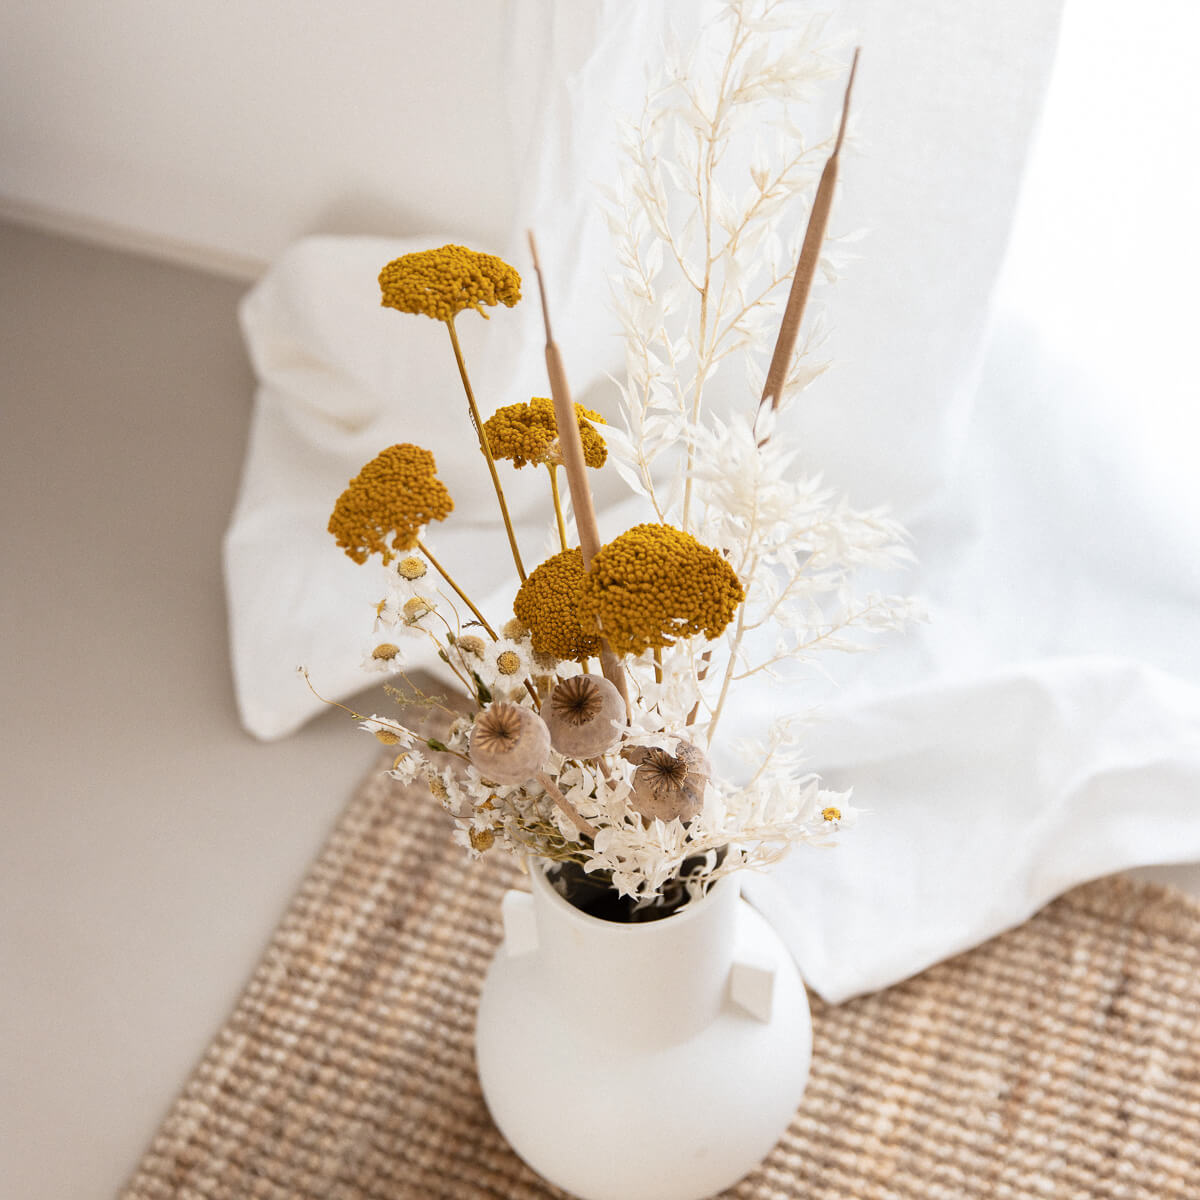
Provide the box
[444,316,527,581]
[757,47,860,430]
[527,231,630,713]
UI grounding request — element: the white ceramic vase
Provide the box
[475,865,812,1200]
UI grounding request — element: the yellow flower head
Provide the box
[378,245,521,321]
[482,397,607,469]
[328,443,453,565]
[512,548,602,662]
[579,524,744,656]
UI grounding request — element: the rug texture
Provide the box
[123,761,1200,1199]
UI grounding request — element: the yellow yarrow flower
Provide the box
[482,397,607,469]
[378,244,521,321]
[328,444,453,565]
[512,548,602,661]
[579,523,744,656]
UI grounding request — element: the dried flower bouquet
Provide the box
[313,1,917,917]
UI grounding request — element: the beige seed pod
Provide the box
[469,702,551,786]
[544,675,625,759]
[621,739,711,825]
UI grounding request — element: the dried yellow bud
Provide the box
[371,643,400,661]
[402,596,433,622]
[495,650,523,677]
[397,556,428,580]
[468,827,496,853]
[456,635,486,660]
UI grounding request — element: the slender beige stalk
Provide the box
[547,464,569,553]
[444,316,527,581]
[536,770,598,840]
[527,231,630,712]
[415,538,498,640]
[757,47,860,427]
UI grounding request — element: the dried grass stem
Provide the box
[758,47,860,428]
[528,231,630,713]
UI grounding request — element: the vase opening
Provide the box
[544,844,730,924]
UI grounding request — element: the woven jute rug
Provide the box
[123,761,1200,1200]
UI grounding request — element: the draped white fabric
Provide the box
[225,0,1200,1001]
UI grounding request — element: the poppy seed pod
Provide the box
[544,675,625,759]
[621,739,711,825]
[470,702,552,786]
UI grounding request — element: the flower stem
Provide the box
[536,770,598,840]
[547,464,569,553]
[416,538,498,640]
[444,316,527,581]
[418,541,541,709]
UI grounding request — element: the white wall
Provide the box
[0,1,600,276]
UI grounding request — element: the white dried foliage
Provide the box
[335,0,918,902]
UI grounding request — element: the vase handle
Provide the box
[730,949,777,1023]
[501,889,539,957]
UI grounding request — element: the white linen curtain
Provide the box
[225,0,1200,1000]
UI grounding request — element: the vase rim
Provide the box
[527,856,738,934]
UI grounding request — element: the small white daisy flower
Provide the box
[449,633,489,677]
[357,714,413,748]
[394,553,430,584]
[362,639,405,675]
[813,796,858,833]
[477,638,532,698]
[452,822,496,858]
[424,766,469,815]
[387,751,424,786]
